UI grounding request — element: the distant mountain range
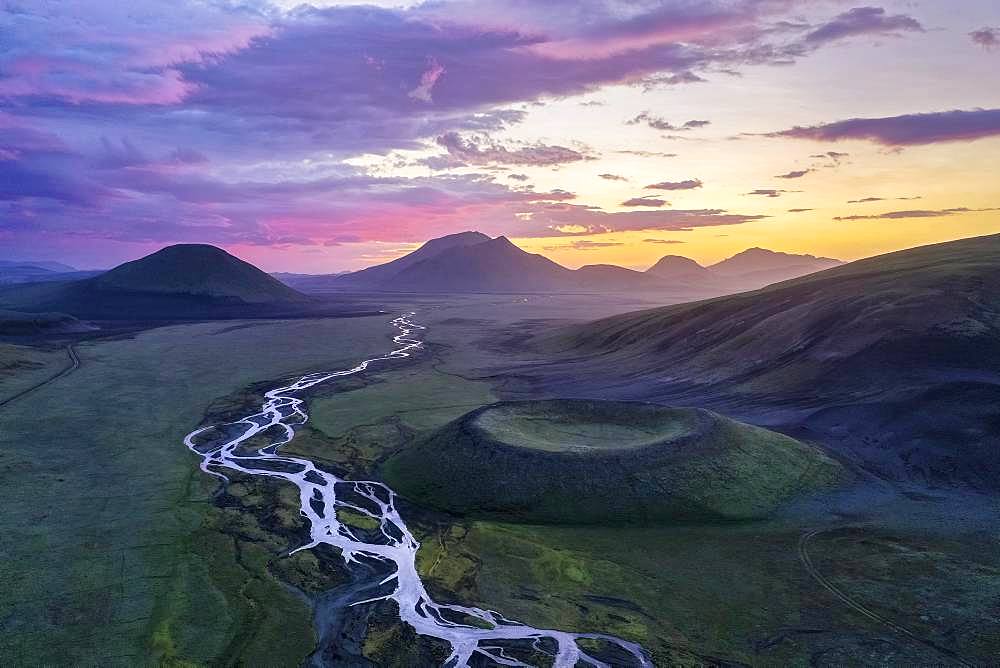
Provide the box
[0,235,845,320]
[0,259,102,286]
[0,244,311,320]
[0,260,78,273]
[548,233,1000,489]
[279,231,842,297]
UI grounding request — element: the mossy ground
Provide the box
[0,316,396,665]
[7,300,1000,666]
[411,517,1000,665]
[0,342,68,402]
[384,400,844,525]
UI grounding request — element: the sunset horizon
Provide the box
[5,3,1000,667]
[3,1,998,273]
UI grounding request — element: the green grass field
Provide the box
[0,342,69,403]
[0,315,399,665]
[5,297,1000,666]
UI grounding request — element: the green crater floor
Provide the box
[472,401,698,453]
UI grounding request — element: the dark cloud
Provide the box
[787,208,813,212]
[599,173,628,181]
[645,179,703,190]
[847,195,922,203]
[770,108,1000,146]
[970,27,999,49]
[835,207,1000,221]
[431,132,593,167]
[507,173,530,181]
[746,188,790,197]
[775,169,812,179]
[627,113,710,132]
[622,196,668,208]
[803,7,924,46]
[641,71,707,89]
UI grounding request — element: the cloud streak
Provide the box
[775,169,812,179]
[645,179,703,190]
[770,108,1000,146]
[627,114,710,132]
[835,207,1000,221]
[622,196,668,208]
[803,7,923,46]
[970,27,999,50]
[431,133,593,167]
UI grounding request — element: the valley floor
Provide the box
[2,293,999,666]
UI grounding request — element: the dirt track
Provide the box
[0,343,79,409]
[798,527,973,667]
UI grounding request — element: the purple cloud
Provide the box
[431,132,592,167]
[746,188,789,198]
[642,71,707,88]
[645,179,703,190]
[0,0,933,263]
[804,7,924,46]
[627,114,711,132]
[775,169,812,179]
[835,207,1000,221]
[599,173,628,181]
[970,27,999,49]
[770,108,1000,146]
[622,196,668,208]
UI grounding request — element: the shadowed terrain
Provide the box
[0,244,315,320]
[384,399,843,524]
[538,233,1000,489]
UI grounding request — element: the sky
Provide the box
[1,0,999,272]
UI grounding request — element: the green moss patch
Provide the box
[384,399,844,524]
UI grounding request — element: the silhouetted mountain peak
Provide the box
[710,247,841,279]
[92,244,308,303]
[420,231,491,252]
[646,255,709,277]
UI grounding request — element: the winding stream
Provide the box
[184,313,652,667]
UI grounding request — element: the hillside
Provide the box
[384,400,842,524]
[0,261,100,286]
[89,244,307,303]
[333,231,490,288]
[642,248,842,293]
[645,255,715,281]
[0,244,312,319]
[389,236,577,292]
[707,247,842,286]
[573,264,669,291]
[0,260,77,273]
[547,233,1000,488]
[0,310,92,336]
